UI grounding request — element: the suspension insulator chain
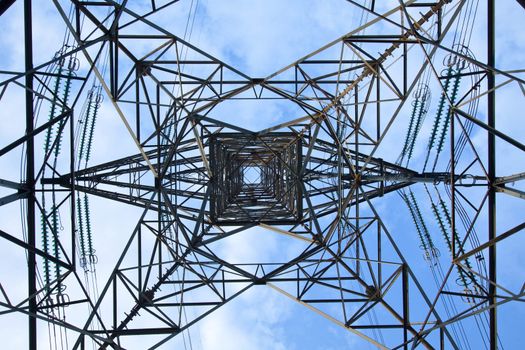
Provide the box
[44,64,64,154]
[84,194,96,265]
[433,69,463,171]
[399,99,420,164]
[41,210,52,289]
[409,190,437,254]
[54,62,74,158]
[407,90,430,161]
[401,192,429,253]
[76,195,87,267]
[85,86,102,164]
[78,88,94,163]
[51,205,61,287]
[423,66,454,170]
[438,196,474,287]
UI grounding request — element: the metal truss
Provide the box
[0,0,524,349]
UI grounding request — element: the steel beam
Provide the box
[24,1,37,349]
[487,1,497,349]
[0,0,16,16]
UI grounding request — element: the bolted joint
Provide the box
[136,61,152,77]
[139,289,155,305]
[154,176,163,190]
[365,285,380,301]
[253,277,267,286]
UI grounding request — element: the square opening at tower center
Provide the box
[243,166,262,185]
[209,132,303,225]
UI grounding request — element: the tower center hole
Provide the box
[243,166,261,185]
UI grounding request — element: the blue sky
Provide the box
[0,1,524,349]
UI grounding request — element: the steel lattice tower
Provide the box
[0,0,524,349]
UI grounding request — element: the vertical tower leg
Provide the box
[24,0,37,349]
[487,0,497,349]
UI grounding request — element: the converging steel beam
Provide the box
[0,0,16,16]
[24,0,37,349]
[487,0,497,349]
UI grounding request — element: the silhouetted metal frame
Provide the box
[1,0,524,349]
